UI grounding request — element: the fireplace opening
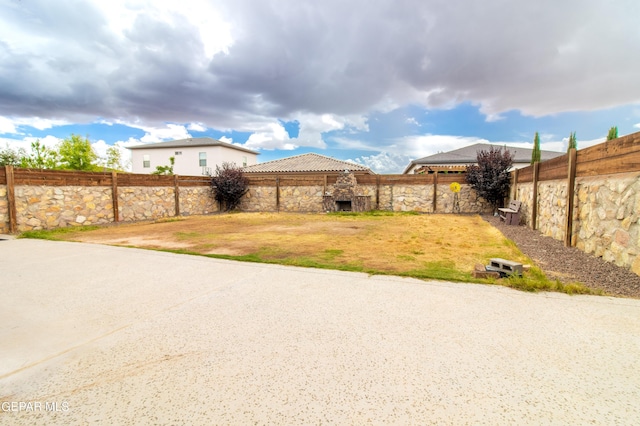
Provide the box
[336,201,352,211]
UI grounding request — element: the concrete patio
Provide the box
[1,239,639,424]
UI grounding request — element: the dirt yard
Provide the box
[50,212,529,282]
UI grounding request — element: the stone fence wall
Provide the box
[5,184,220,232]
[239,174,491,214]
[0,184,8,234]
[514,131,640,276]
[1,167,490,233]
[0,168,219,233]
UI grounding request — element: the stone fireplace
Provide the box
[322,170,371,212]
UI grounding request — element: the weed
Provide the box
[19,225,100,240]
[174,231,200,239]
[397,255,416,261]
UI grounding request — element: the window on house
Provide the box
[242,156,247,167]
[175,151,182,155]
[199,152,207,167]
[143,155,150,168]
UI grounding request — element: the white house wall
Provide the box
[131,146,258,176]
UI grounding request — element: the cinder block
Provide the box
[489,258,523,276]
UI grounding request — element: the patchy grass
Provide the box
[19,212,597,295]
[19,225,101,241]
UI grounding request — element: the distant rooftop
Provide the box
[242,153,374,174]
[404,143,564,173]
[128,137,259,155]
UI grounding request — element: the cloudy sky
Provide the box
[1,0,639,173]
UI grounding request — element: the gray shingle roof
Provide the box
[242,153,374,174]
[128,137,259,155]
[403,143,564,173]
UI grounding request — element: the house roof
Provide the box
[242,153,374,174]
[127,137,259,155]
[403,143,564,174]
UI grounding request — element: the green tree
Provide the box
[58,134,98,171]
[606,126,618,140]
[105,145,124,171]
[0,145,25,166]
[151,156,175,175]
[465,147,514,212]
[567,131,577,152]
[20,140,59,169]
[531,132,541,164]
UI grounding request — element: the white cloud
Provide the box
[113,121,192,143]
[0,117,18,134]
[1,135,62,153]
[107,141,133,171]
[484,113,505,123]
[405,117,420,126]
[241,113,369,151]
[140,125,191,143]
[0,116,68,133]
[0,137,30,152]
[392,134,491,159]
[20,117,69,131]
[23,135,62,149]
[187,122,207,132]
[348,152,414,174]
[91,139,111,160]
[92,0,233,59]
[245,122,296,150]
[295,113,369,148]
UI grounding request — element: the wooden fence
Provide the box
[243,172,462,212]
[1,166,470,233]
[0,167,212,233]
[512,130,640,246]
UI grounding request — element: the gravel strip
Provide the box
[485,215,640,298]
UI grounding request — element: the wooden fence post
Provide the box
[564,149,577,247]
[111,171,119,222]
[276,176,280,212]
[532,162,539,230]
[376,175,380,210]
[5,165,17,233]
[511,168,519,201]
[174,174,180,217]
[432,173,438,213]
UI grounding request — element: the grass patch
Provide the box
[328,210,420,217]
[174,231,200,239]
[19,225,100,240]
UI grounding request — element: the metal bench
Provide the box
[498,200,521,226]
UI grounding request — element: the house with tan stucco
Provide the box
[403,143,563,174]
[242,152,374,175]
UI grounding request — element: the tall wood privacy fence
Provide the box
[510,131,640,275]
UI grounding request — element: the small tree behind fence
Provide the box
[465,146,514,213]
[210,162,249,211]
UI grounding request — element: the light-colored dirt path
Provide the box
[1,239,639,424]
